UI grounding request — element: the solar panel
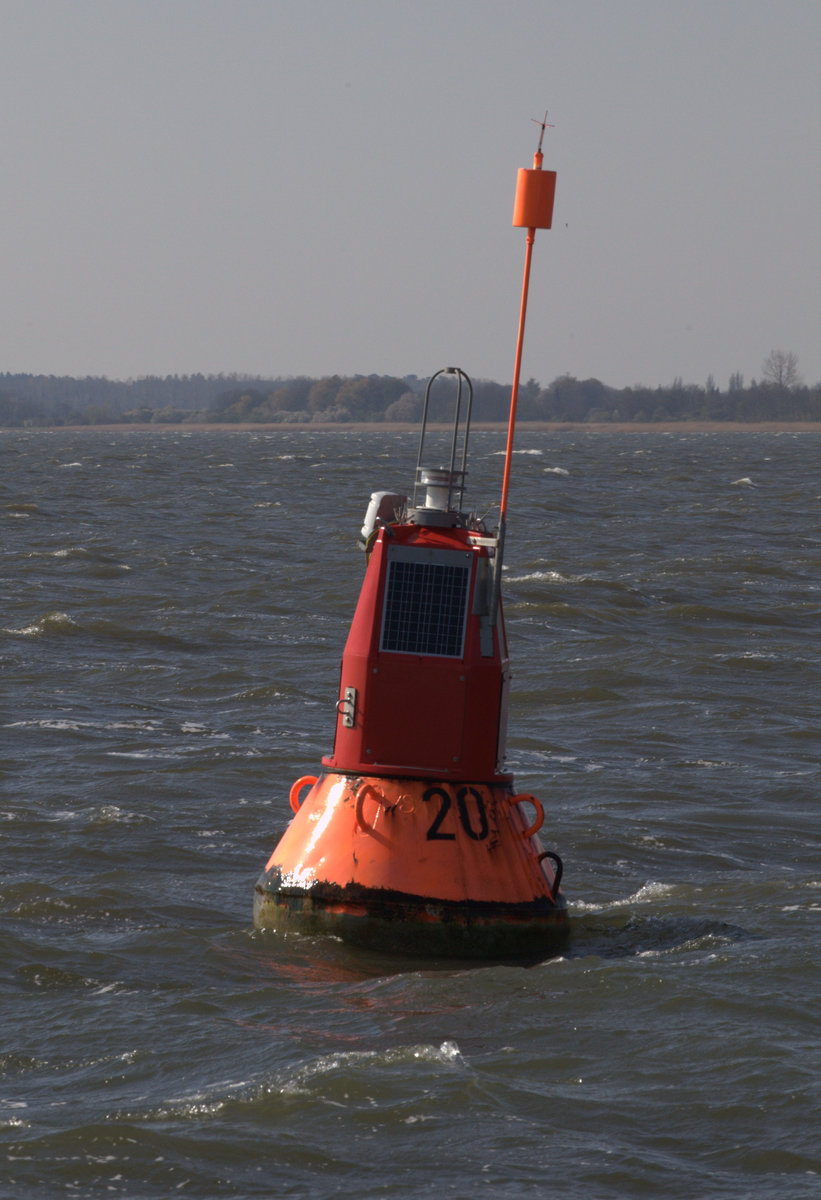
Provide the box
[380,547,471,657]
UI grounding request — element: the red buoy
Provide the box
[254,124,566,957]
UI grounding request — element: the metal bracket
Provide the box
[337,686,357,728]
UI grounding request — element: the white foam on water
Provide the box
[506,569,570,583]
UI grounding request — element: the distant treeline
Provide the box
[2,363,821,428]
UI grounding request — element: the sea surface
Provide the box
[1,426,819,1199]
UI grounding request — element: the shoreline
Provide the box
[5,420,821,435]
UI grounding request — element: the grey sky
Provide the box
[2,0,819,390]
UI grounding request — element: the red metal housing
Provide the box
[322,522,511,782]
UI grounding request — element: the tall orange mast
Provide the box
[493,114,557,623]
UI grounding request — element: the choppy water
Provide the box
[2,427,820,1199]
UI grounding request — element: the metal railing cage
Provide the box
[412,367,473,514]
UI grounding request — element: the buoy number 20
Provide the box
[423,786,489,842]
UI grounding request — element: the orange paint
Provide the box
[512,164,557,229]
[262,772,559,904]
[255,771,566,956]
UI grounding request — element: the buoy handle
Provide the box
[355,782,382,833]
[289,775,317,814]
[538,850,563,902]
[509,792,545,838]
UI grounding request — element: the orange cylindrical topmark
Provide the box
[512,150,557,229]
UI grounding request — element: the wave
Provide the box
[3,501,40,517]
[505,568,573,584]
[25,545,133,575]
[2,611,203,651]
[121,1041,466,1125]
[3,611,78,637]
[565,890,750,960]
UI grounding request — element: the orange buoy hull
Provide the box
[253,771,567,958]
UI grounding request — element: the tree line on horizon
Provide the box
[1,352,818,427]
